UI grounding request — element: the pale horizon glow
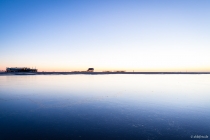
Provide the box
[0,0,210,72]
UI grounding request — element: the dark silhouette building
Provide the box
[87,68,94,72]
[6,67,37,72]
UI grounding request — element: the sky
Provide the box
[0,0,210,72]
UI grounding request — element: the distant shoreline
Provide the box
[0,72,210,75]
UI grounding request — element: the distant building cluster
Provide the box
[4,67,127,73]
[71,68,125,73]
[6,67,37,72]
[71,68,94,72]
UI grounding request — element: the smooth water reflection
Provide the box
[0,75,210,140]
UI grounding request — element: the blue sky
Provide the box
[0,0,210,72]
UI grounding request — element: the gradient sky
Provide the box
[0,0,210,72]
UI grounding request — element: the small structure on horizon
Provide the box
[87,68,94,72]
[6,67,37,72]
[114,70,126,72]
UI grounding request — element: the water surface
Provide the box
[0,74,210,140]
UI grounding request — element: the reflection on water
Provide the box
[0,75,210,140]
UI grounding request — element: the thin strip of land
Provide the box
[0,72,210,75]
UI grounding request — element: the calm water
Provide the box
[0,74,210,140]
